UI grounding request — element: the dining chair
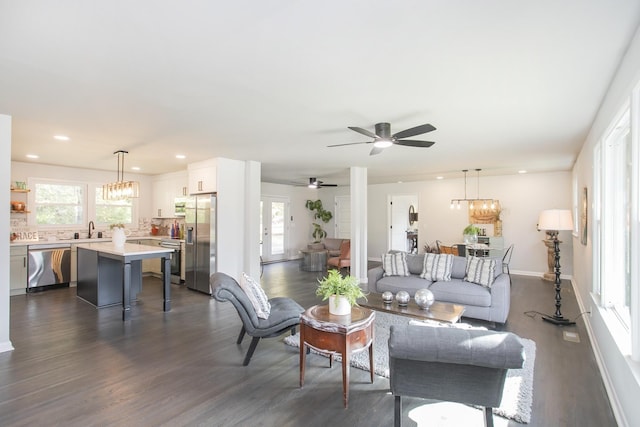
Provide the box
[439,244,459,256]
[502,244,514,286]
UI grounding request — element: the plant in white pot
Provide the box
[463,224,481,244]
[316,269,366,315]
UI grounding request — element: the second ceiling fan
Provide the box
[329,122,437,155]
[307,177,337,189]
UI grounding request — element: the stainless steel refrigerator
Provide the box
[185,194,216,294]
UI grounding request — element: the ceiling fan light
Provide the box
[373,138,393,148]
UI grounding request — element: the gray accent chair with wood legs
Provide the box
[388,324,525,427]
[211,272,304,366]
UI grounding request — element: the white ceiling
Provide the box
[2,1,639,186]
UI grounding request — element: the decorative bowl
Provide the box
[381,291,394,304]
[11,201,25,212]
[414,288,435,310]
[396,290,410,307]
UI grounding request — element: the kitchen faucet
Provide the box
[88,221,95,238]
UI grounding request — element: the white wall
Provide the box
[366,171,573,275]
[572,25,640,427]
[1,115,13,353]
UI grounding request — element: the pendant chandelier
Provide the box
[102,150,140,200]
[449,169,496,210]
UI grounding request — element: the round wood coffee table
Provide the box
[299,304,375,408]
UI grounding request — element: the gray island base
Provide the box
[76,242,174,321]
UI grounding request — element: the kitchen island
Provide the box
[76,242,174,321]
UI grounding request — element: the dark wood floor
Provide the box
[0,261,616,426]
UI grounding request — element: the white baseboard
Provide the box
[0,341,14,353]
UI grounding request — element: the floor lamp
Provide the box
[537,209,575,326]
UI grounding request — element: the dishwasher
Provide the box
[27,244,72,292]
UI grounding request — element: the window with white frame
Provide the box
[33,180,85,227]
[596,107,631,328]
[94,185,134,227]
[30,179,137,229]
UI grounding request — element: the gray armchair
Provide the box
[388,324,525,427]
[211,272,304,366]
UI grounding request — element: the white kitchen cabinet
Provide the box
[188,159,217,194]
[10,246,28,295]
[152,171,187,218]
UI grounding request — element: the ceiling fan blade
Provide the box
[327,141,371,147]
[369,146,385,156]
[394,140,436,148]
[319,184,337,187]
[348,126,379,139]
[392,124,436,139]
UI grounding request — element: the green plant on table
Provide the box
[316,269,366,306]
[463,224,481,235]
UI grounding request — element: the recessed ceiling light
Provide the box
[436,176,444,180]
[518,170,527,174]
[131,166,141,171]
[53,135,70,141]
[26,154,39,159]
[176,154,186,159]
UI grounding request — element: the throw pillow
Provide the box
[382,252,410,277]
[239,273,271,319]
[464,256,497,288]
[420,253,454,281]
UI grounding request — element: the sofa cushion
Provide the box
[239,273,271,319]
[450,256,467,279]
[429,279,493,307]
[419,253,453,281]
[323,238,344,251]
[376,275,432,296]
[382,252,410,277]
[464,256,497,288]
[406,253,425,275]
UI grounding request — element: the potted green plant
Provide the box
[306,199,333,242]
[316,269,366,315]
[463,224,481,244]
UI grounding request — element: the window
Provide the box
[94,186,134,226]
[596,107,631,328]
[30,179,137,230]
[33,180,85,227]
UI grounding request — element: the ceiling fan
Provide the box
[307,177,337,189]
[328,122,436,155]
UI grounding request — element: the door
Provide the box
[389,194,418,252]
[261,196,289,262]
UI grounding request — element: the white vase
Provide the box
[329,295,351,316]
[112,228,127,247]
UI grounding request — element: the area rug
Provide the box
[284,311,536,424]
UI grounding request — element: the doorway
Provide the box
[389,194,418,252]
[260,196,289,262]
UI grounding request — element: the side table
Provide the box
[299,249,328,272]
[299,304,375,408]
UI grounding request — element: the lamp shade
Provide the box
[538,209,573,231]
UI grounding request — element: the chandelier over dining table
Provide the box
[450,169,497,210]
[102,150,140,200]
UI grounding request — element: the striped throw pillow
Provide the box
[240,273,271,319]
[382,252,410,277]
[420,253,454,281]
[464,257,497,288]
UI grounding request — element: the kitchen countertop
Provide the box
[76,242,174,256]
[10,236,185,247]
